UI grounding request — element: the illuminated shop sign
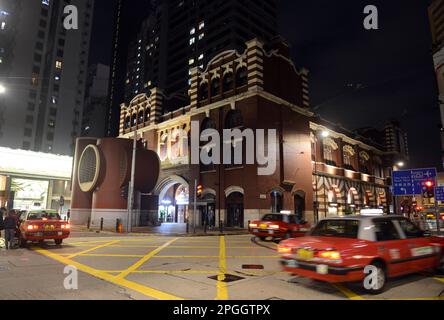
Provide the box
[0,147,72,179]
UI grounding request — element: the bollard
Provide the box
[186,219,189,234]
[248,220,251,231]
[100,217,104,231]
[87,217,91,230]
[116,219,123,234]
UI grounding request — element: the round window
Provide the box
[78,145,101,192]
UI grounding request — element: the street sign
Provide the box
[436,186,444,202]
[392,168,437,196]
[392,170,414,196]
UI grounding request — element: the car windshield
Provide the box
[27,211,61,221]
[310,219,360,238]
[261,214,283,222]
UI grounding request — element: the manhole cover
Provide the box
[242,264,264,270]
[208,274,245,283]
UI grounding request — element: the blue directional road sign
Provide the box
[436,186,444,202]
[392,168,437,196]
[392,170,414,196]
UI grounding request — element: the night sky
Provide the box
[89,0,441,170]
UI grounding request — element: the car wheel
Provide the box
[19,237,27,248]
[55,239,63,245]
[259,237,267,241]
[362,262,386,294]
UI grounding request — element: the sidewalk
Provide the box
[70,224,249,237]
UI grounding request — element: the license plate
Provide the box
[286,260,299,268]
[34,232,43,237]
[297,249,314,260]
[253,229,258,233]
[268,230,274,234]
[57,232,63,236]
[44,225,55,231]
[260,224,267,230]
[316,264,329,275]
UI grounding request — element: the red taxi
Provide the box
[278,215,444,293]
[249,213,311,241]
[18,210,70,246]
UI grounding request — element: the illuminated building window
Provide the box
[189,37,195,45]
[198,54,204,60]
[190,28,195,35]
[188,58,195,65]
[199,33,204,40]
[199,21,205,30]
[55,60,62,69]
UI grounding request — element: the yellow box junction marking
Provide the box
[33,248,183,300]
[66,240,121,259]
[115,238,179,279]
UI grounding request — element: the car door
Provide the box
[372,218,412,277]
[394,218,438,272]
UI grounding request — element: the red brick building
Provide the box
[72,38,394,229]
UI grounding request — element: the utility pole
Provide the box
[127,131,137,233]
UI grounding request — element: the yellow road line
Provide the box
[116,238,179,279]
[66,240,121,259]
[216,236,229,300]
[152,255,279,259]
[433,277,444,284]
[332,284,365,300]
[33,248,183,300]
[80,254,145,258]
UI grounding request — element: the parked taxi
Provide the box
[249,213,311,241]
[278,215,444,293]
[18,210,70,246]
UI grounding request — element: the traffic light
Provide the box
[423,180,435,198]
[197,184,203,198]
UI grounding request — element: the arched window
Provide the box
[225,109,243,129]
[145,109,150,123]
[198,82,208,101]
[235,67,247,87]
[270,190,283,213]
[210,78,220,97]
[223,72,234,92]
[343,145,355,170]
[225,110,244,167]
[138,111,144,125]
[131,114,137,127]
[359,151,370,174]
[323,138,338,166]
[200,118,216,172]
[124,116,131,129]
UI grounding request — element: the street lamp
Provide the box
[0,84,6,94]
[397,161,405,168]
[321,130,330,138]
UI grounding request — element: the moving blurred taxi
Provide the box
[278,215,444,293]
[249,213,311,241]
[18,210,70,246]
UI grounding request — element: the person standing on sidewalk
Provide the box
[3,210,18,250]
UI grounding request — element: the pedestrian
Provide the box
[3,210,18,250]
[0,209,4,245]
[67,209,70,221]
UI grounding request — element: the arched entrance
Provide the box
[200,192,216,228]
[155,176,190,224]
[225,189,244,228]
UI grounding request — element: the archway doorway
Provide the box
[226,192,244,228]
[155,176,190,224]
[200,193,216,228]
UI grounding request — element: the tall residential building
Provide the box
[107,0,278,137]
[429,0,444,167]
[0,0,94,155]
[82,64,110,138]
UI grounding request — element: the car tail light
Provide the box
[277,245,292,254]
[318,250,341,260]
[249,223,258,228]
[270,224,280,230]
[27,225,39,230]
